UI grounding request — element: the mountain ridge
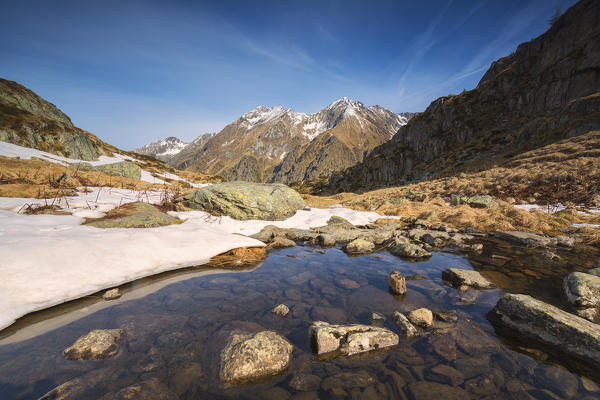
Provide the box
[164,98,412,184]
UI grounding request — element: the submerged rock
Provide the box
[63,329,122,360]
[388,270,406,295]
[488,293,600,369]
[177,182,305,221]
[442,268,494,289]
[309,321,398,357]
[391,311,419,338]
[219,330,293,384]
[85,202,180,229]
[564,272,600,308]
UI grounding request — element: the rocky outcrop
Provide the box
[309,322,398,357]
[327,0,600,191]
[488,293,600,369]
[177,182,305,220]
[84,202,181,229]
[219,330,293,384]
[63,329,122,360]
[72,161,141,180]
[442,268,495,289]
[0,78,113,161]
[564,272,600,307]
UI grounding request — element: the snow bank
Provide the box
[0,194,382,331]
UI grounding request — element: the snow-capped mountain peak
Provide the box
[132,136,189,159]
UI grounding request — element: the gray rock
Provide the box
[588,267,600,277]
[178,182,305,221]
[219,330,293,384]
[385,237,431,258]
[317,234,336,247]
[489,293,600,369]
[272,304,290,317]
[388,270,406,295]
[435,310,458,322]
[269,236,296,248]
[425,364,465,386]
[345,238,375,253]
[391,311,419,338]
[407,308,434,328]
[493,231,572,248]
[249,225,285,243]
[466,195,498,209]
[371,312,386,322]
[72,161,141,180]
[102,288,121,301]
[442,268,494,289]
[309,321,398,356]
[63,329,122,360]
[564,272,600,308]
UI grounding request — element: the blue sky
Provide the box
[1,0,577,149]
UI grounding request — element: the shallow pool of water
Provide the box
[0,241,599,399]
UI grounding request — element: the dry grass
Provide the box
[0,156,218,198]
[208,247,267,268]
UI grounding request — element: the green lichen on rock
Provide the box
[72,161,141,180]
[85,202,180,228]
[178,181,306,221]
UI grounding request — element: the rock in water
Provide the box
[102,288,122,300]
[564,272,600,308]
[407,308,434,328]
[388,270,407,295]
[442,268,495,289]
[177,182,305,221]
[488,293,600,369]
[345,238,375,253]
[309,322,398,357]
[219,331,293,384]
[272,304,290,317]
[63,329,122,360]
[391,311,419,338]
[385,237,431,258]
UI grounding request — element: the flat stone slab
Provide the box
[63,329,122,360]
[219,330,293,384]
[309,322,398,357]
[564,272,600,308]
[489,293,600,369]
[493,231,574,248]
[442,268,494,289]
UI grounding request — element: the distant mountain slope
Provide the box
[327,0,600,192]
[0,78,118,161]
[171,98,410,183]
[132,136,190,161]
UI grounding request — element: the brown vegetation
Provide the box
[208,247,267,268]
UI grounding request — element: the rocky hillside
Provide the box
[132,136,190,161]
[170,98,410,183]
[0,78,117,161]
[328,0,600,192]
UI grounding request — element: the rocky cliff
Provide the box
[170,98,410,184]
[328,0,600,192]
[0,78,116,161]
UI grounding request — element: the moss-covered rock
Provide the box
[72,161,141,180]
[85,202,180,228]
[177,181,306,221]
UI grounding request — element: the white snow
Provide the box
[0,190,383,331]
[570,223,600,229]
[513,203,568,213]
[279,152,287,161]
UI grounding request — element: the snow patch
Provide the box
[0,198,382,331]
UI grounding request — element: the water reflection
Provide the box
[0,242,598,399]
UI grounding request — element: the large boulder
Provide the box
[63,329,122,360]
[219,330,293,384]
[385,237,431,258]
[178,182,305,221]
[564,272,600,308]
[488,293,600,369]
[309,322,398,357]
